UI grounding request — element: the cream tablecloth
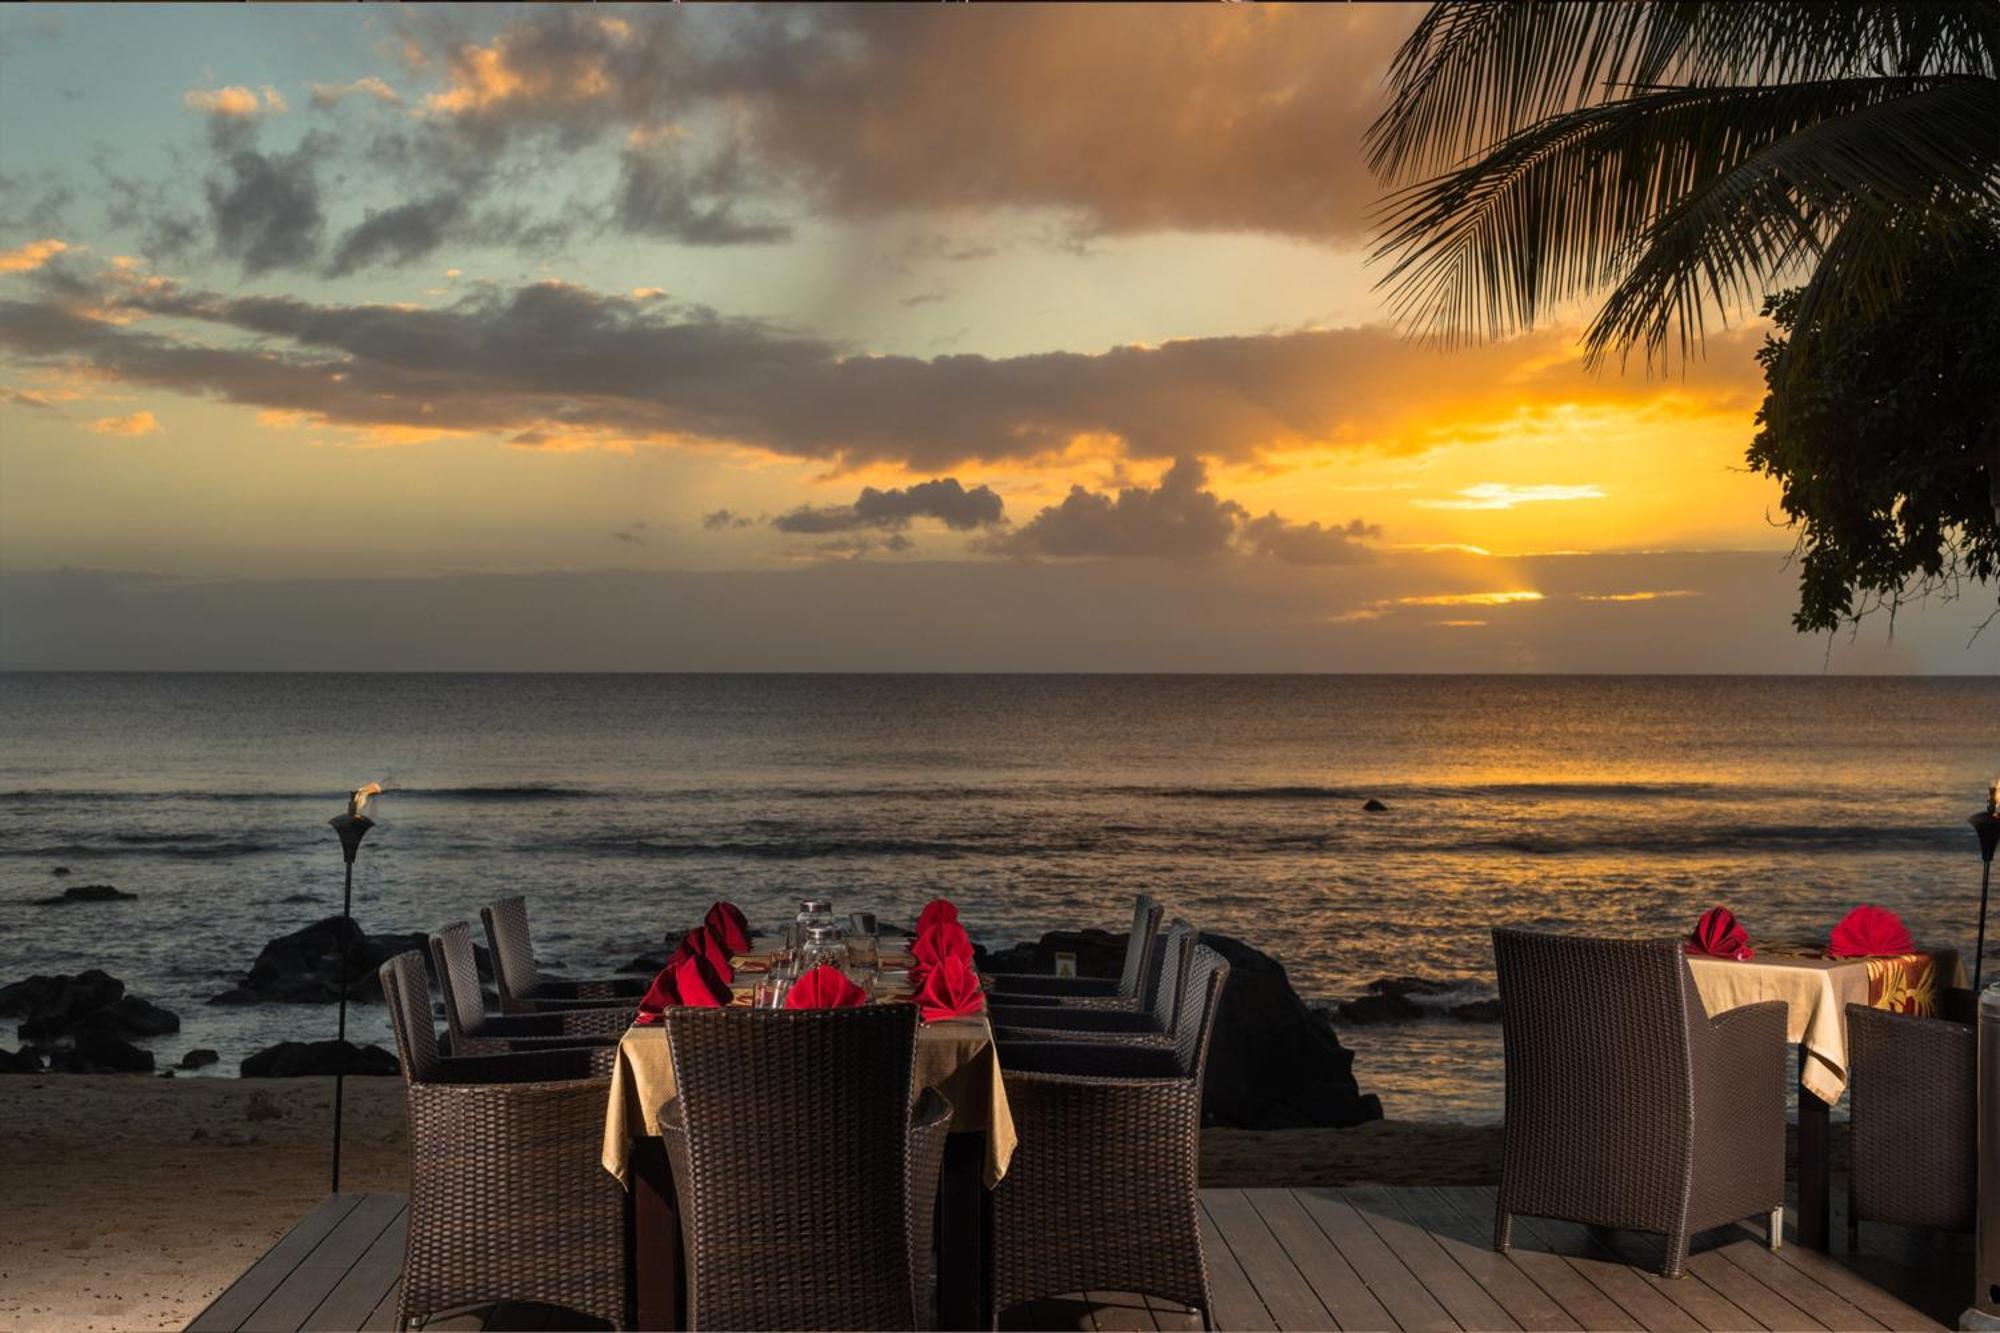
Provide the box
[1688,947,1964,1103]
[600,954,1017,1188]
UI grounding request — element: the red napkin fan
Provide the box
[1685,906,1754,960]
[673,926,736,983]
[633,965,680,1026]
[915,898,959,934]
[1828,904,1913,958]
[916,954,985,1023]
[910,921,973,986]
[671,953,732,1007]
[703,901,753,954]
[784,964,869,1009]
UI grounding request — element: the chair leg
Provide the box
[1494,1209,1513,1254]
[1661,1227,1689,1279]
[1768,1205,1784,1252]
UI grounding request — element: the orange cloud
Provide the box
[184,85,288,118]
[88,410,160,437]
[1413,483,1606,511]
[0,239,69,274]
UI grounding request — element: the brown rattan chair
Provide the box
[989,921,1194,1047]
[482,895,649,1014]
[982,894,1163,1010]
[1846,1002,1975,1240]
[987,941,1231,1329]
[379,950,628,1330]
[1491,928,1788,1279]
[430,921,628,1056]
[658,1003,952,1330]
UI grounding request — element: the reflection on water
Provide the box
[0,672,1992,1119]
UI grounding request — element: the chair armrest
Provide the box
[999,1040,1188,1082]
[529,977,650,1002]
[985,973,1122,998]
[433,1044,616,1084]
[488,1006,633,1038]
[986,1004,1160,1034]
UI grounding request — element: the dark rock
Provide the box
[159,1069,175,1078]
[82,995,181,1039]
[179,1048,220,1069]
[1449,999,1502,1023]
[240,1039,399,1078]
[214,916,489,1005]
[1333,976,1499,1025]
[0,969,124,1021]
[621,954,667,975]
[31,883,137,905]
[985,928,1381,1130]
[48,1031,154,1073]
[1361,798,1389,812]
[0,1046,42,1073]
[52,866,70,876]
[0,970,181,1046]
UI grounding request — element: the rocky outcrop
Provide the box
[982,929,1382,1130]
[1333,976,1500,1025]
[1361,798,1389,812]
[48,1031,155,1073]
[179,1048,220,1069]
[0,970,180,1072]
[0,1046,42,1073]
[209,916,488,1005]
[241,1039,399,1078]
[30,883,137,905]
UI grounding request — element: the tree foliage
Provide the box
[1748,229,2000,634]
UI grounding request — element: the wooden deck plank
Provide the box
[1681,1247,1825,1332]
[1201,1190,1336,1332]
[187,1195,369,1333]
[1430,1189,1643,1332]
[1342,1187,1520,1332]
[299,1207,407,1333]
[1389,1188,1580,1332]
[1141,1291,1203,1332]
[1560,1219,1773,1331]
[1752,1230,1950,1333]
[359,1278,401,1333]
[241,1194,408,1333]
[1505,1214,1701,1332]
[1292,1188,1459,1333]
[1713,1239,1887,1332]
[1197,1202,1278,1333]
[1241,1189,1396,1332]
[1085,1291,1161,1332]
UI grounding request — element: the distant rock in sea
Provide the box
[210,916,489,1006]
[241,1039,399,1078]
[49,1030,155,1073]
[982,928,1383,1129]
[1,970,182,1067]
[179,1048,220,1070]
[30,883,137,905]
[1362,798,1389,812]
[1333,976,1500,1025]
[51,866,70,877]
[0,1046,43,1073]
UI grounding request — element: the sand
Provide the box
[0,1075,1505,1332]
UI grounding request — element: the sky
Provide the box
[0,3,1991,672]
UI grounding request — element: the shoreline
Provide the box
[0,1075,1507,1332]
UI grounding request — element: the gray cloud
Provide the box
[611,520,648,546]
[325,194,468,277]
[614,145,790,246]
[205,142,325,275]
[701,509,755,531]
[1240,512,1381,567]
[988,458,1243,561]
[772,478,1005,534]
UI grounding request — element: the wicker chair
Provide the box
[1846,1003,1976,1239]
[982,894,1163,1010]
[379,950,628,1330]
[658,1004,952,1330]
[1491,928,1788,1279]
[990,922,1194,1047]
[482,896,649,1014]
[988,941,1231,1329]
[430,921,628,1057]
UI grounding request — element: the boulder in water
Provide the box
[48,1031,155,1073]
[31,883,137,905]
[179,1048,220,1069]
[1361,798,1389,812]
[52,866,71,877]
[0,1046,42,1073]
[241,1039,399,1078]
[213,916,488,1005]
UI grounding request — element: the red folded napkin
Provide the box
[1685,906,1754,960]
[916,954,985,1023]
[1828,904,1913,958]
[915,898,959,934]
[784,963,869,1009]
[673,926,735,983]
[633,965,679,1025]
[703,900,752,954]
[671,952,732,1007]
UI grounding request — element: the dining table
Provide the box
[1686,942,1966,1251]
[598,934,1017,1330]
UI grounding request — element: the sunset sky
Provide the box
[0,4,1989,671]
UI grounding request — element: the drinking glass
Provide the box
[754,975,790,1008]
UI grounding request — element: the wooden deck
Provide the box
[187,1186,1968,1332]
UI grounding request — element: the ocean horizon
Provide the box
[3,669,1994,1121]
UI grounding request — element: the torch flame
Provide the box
[349,782,382,820]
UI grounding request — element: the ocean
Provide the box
[1,672,1993,1120]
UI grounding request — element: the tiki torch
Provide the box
[327,782,379,1193]
[1971,777,1999,992]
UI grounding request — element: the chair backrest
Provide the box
[428,921,490,1045]
[481,896,540,1006]
[663,1004,923,1329]
[380,950,442,1083]
[1491,929,1697,1203]
[1146,921,1196,1033]
[1172,941,1231,1082]
[1120,894,1164,1001]
[1847,1003,1976,1231]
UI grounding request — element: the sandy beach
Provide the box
[0,1074,1517,1332]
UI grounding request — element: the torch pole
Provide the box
[1972,805,1998,994]
[332,854,353,1194]
[1977,855,1992,993]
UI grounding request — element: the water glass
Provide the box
[754,975,790,1008]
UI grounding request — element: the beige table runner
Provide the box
[1688,947,1963,1104]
